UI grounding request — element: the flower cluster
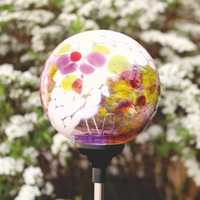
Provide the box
[23,147,39,163]
[184,157,200,187]
[23,166,43,185]
[0,157,24,175]
[135,125,163,144]
[51,133,74,166]
[51,133,74,155]
[5,113,38,142]
[141,30,197,53]
[14,185,41,200]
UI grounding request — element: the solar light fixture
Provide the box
[40,30,160,200]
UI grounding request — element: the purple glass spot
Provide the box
[79,63,95,75]
[86,52,106,67]
[60,63,78,75]
[56,54,71,69]
[74,133,127,145]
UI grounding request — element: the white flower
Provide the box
[135,131,150,144]
[58,13,80,26]
[20,53,35,63]
[175,21,200,38]
[0,0,12,6]
[15,158,25,173]
[117,19,129,28]
[5,113,37,141]
[147,125,163,138]
[23,147,39,163]
[0,44,9,56]
[0,63,14,78]
[183,157,200,186]
[24,112,38,123]
[9,189,17,196]
[120,0,148,17]
[0,157,24,175]
[31,35,45,52]
[14,185,41,200]
[22,91,41,108]
[166,128,181,143]
[62,0,75,13]
[62,0,82,13]
[51,133,74,155]
[83,20,99,31]
[58,151,71,167]
[14,0,48,9]
[141,30,197,53]
[78,1,97,17]
[9,88,23,99]
[0,142,10,155]
[19,71,39,86]
[0,157,15,175]
[193,172,200,187]
[138,1,167,30]
[135,125,163,144]
[23,166,43,185]
[0,10,54,24]
[42,182,54,195]
[114,0,125,8]
[5,124,29,142]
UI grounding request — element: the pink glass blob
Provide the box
[40,30,160,145]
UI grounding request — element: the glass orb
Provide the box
[40,30,160,145]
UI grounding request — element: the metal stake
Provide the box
[94,183,104,200]
[76,143,125,200]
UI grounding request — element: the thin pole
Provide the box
[94,183,104,200]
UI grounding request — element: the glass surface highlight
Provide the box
[40,30,160,145]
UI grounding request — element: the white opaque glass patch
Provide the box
[101,85,110,97]
[54,107,66,119]
[82,77,92,95]
[85,89,101,108]
[66,98,85,117]
[79,40,93,56]
[74,105,99,120]
[51,87,65,100]
[52,109,66,132]
[133,51,148,66]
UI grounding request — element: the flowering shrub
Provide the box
[1,0,200,199]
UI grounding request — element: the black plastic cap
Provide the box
[76,143,125,183]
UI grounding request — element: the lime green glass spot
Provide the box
[141,65,157,104]
[92,45,110,55]
[61,74,78,91]
[141,65,157,88]
[107,55,131,74]
[55,43,71,56]
[144,86,157,104]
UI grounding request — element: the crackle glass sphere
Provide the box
[40,30,160,145]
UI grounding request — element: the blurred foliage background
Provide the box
[1,0,200,199]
